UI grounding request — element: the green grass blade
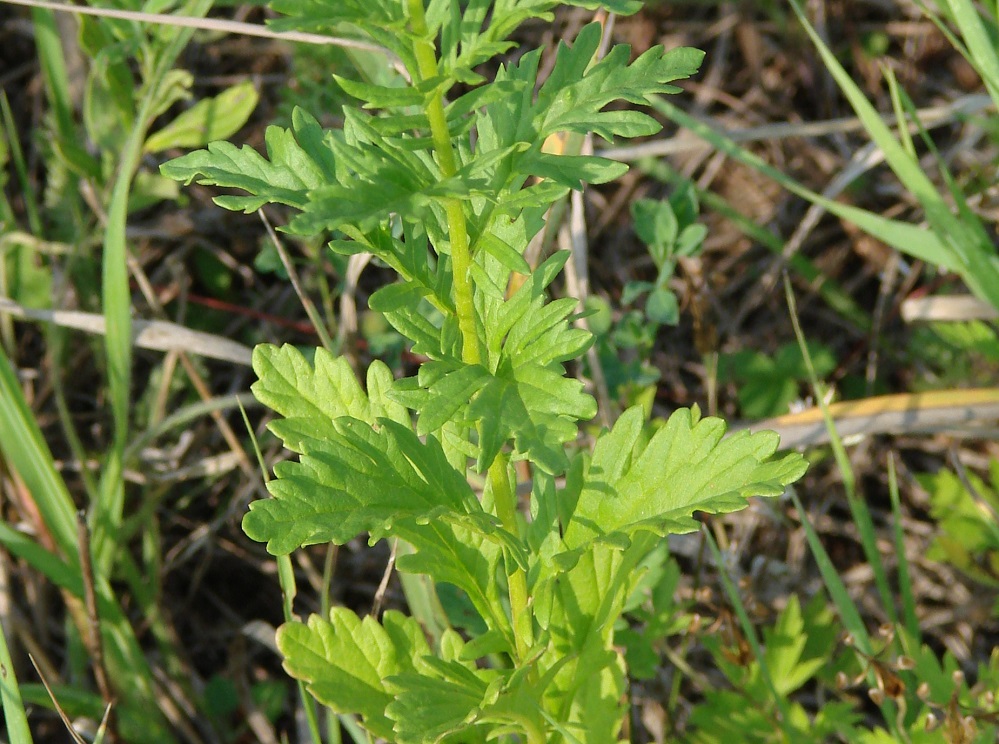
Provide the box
[651,97,964,274]
[1,90,41,357]
[886,70,999,276]
[340,714,373,743]
[124,392,258,463]
[783,279,909,735]
[784,278,897,626]
[0,93,42,236]
[885,68,917,159]
[93,0,215,573]
[0,346,78,557]
[787,491,870,655]
[29,8,76,148]
[702,527,802,743]
[0,617,33,744]
[887,455,919,641]
[787,0,999,310]
[942,0,999,105]
[114,549,186,679]
[0,350,176,740]
[47,331,100,503]
[786,487,904,741]
[0,521,176,742]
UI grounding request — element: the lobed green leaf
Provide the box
[243,417,478,554]
[563,407,807,546]
[251,344,408,437]
[267,0,418,71]
[160,107,333,212]
[279,608,430,741]
[386,653,494,743]
[516,151,628,189]
[537,24,705,142]
[395,518,509,644]
[471,362,595,474]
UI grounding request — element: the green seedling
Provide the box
[626,182,707,326]
[918,460,999,595]
[584,294,661,410]
[719,341,836,419]
[688,594,854,743]
[164,1,806,740]
[579,184,707,409]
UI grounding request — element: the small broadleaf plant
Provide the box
[163,1,807,741]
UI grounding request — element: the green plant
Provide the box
[718,341,836,419]
[918,459,999,595]
[578,183,708,409]
[584,296,661,408]
[654,0,999,317]
[626,183,707,327]
[687,593,854,743]
[0,2,268,739]
[163,1,807,740]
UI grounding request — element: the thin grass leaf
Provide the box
[885,67,917,159]
[0,522,175,742]
[127,391,255,454]
[18,683,166,743]
[702,526,801,743]
[777,320,907,735]
[340,713,373,744]
[0,92,41,236]
[888,455,920,641]
[652,96,965,274]
[790,487,905,744]
[30,6,76,150]
[784,277,897,626]
[939,0,999,105]
[0,347,78,557]
[0,621,33,744]
[887,70,999,282]
[788,491,871,656]
[28,655,89,744]
[788,0,999,310]
[93,704,113,744]
[46,327,100,507]
[258,208,336,352]
[93,0,214,574]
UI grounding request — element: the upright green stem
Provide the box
[489,454,534,658]
[407,0,480,365]
[407,2,536,692]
